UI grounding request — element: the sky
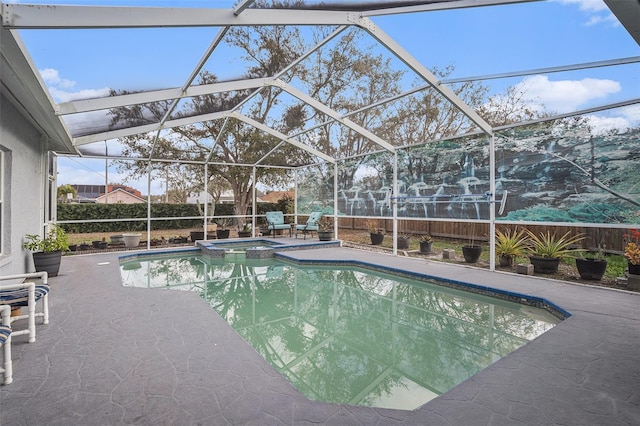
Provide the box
[11,0,640,195]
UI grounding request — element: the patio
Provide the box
[1,245,639,425]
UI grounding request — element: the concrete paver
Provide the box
[1,245,639,425]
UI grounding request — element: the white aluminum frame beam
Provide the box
[356,16,494,135]
[361,0,543,17]
[1,4,353,28]
[56,78,272,115]
[73,110,229,146]
[273,79,396,153]
[232,112,335,164]
[233,0,256,16]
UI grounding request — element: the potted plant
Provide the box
[216,218,231,239]
[366,220,384,245]
[526,230,585,274]
[123,233,142,248]
[23,224,69,277]
[419,235,433,254]
[238,222,252,238]
[397,233,411,250]
[190,230,203,242]
[623,229,640,276]
[110,234,124,245]
[462,223,482,263]
[495,228,528,267]
[318,217,333,241]
[576,248,608,281]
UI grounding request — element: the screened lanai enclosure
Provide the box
[3,0,639,267]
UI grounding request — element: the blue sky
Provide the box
[12,0,640,195]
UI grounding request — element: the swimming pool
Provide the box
[120,252,561,410]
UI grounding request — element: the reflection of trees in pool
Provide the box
[198,263,557,407]
[123,255,209,290]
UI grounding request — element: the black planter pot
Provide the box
[370,233,384,245]
[576,258,607,281]
[462,245,482,263]
[318,231,333,241]
[216,229,230,239]
[190,231,205,242]
[397,237,410,250]
[238,231,252,238]
[499,254,514,267]
[529,256,560,274]
[419,241,433,254]
[628,261,640,276]
[32,250,62,277]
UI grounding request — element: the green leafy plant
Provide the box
[23,224,70,253]
[526,230,585,259]
[216,218,231,230]
[419,235,433,243]
[318,217,333,232]
[366,220,384,234]
[495,228,528,257]
[241,222,252,232]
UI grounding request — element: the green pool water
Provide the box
[120,253,560,410]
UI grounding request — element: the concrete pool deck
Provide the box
[2,242,639,425]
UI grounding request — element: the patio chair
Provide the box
[265,211,291,238]
[0,305,12,385]
[0,272,50,343]
[295,211,323,239]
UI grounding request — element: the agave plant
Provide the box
[495,228,528,258]
[526,230,585,259]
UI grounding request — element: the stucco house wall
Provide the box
[0,92,48,276]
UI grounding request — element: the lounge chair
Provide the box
[0,272,50,343]
[0,305,12,384]
[295,211,323,239]
[265,211,291,237]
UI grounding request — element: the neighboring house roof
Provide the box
[71,184,143,200]
[95,188,146,204]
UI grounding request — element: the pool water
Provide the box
[120,253,560,410]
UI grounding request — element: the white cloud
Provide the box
[40,68,75,88]
[39,67,110,103]
[584,115,631,134]
[619,104,640,122]
[556,0,619,27]
[516,75,621,113]
[557,0,608,13]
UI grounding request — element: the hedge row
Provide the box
[57,202,283,233]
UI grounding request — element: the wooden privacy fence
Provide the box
[336,218,634,253]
